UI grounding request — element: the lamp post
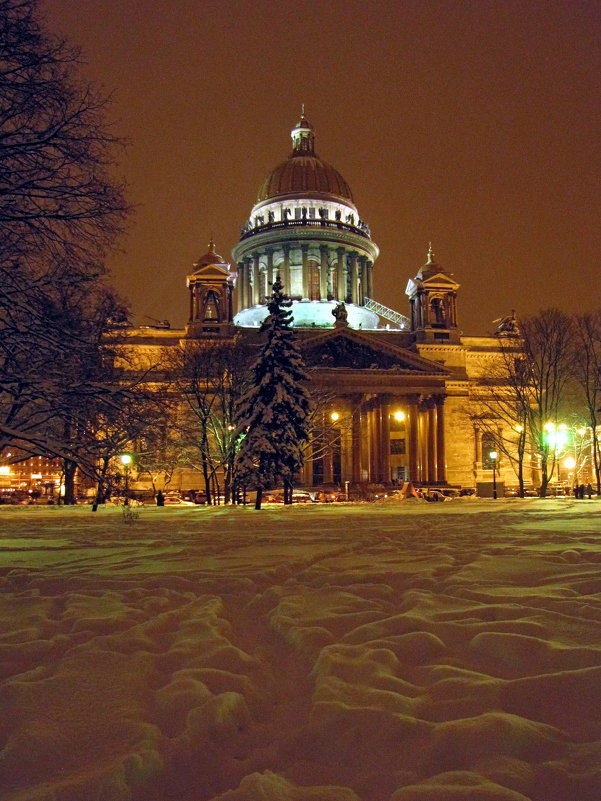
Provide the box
[120,454,132,505]
[490,450,498,499]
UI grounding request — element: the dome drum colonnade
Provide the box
[232,114,378,319]
[235,236,376,310]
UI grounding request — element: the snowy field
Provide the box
[1,499,600,801]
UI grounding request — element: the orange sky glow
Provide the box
[42,0,600,334]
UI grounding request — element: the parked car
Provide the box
[163,494,195,506]
[423,490,452,502]
[263,490,314,504]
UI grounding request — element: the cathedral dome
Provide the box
[256,115,354,204]
[194,240,227,268]
[257,156,354,203]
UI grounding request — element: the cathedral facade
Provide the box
[126,115,524,494]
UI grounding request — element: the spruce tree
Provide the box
[235,276,312,509]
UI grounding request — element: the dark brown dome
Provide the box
[256,155,354,203]
[194,240,226,268]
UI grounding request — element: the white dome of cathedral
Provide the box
[232,114,389,331]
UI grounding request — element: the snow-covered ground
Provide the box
[1,499,600,801]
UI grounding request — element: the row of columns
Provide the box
[188,283,234,325]
[410,291,458,330]
[236,245,374,311]
[302,393,447,487]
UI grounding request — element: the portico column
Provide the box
[369,406,379,482]
[422,291,430,326]
[380,399,391,484]
[236,262,245,312]
[252,253,260,305]
[366,260,373,299]
[227,282,234,321]
[427,400,437,483]
[266,249,274,290]
[336,248,345,301]
[419,407,429,483]
[304,440,313,486]
[435,395,447,483]
[301,244,309,299]
[244,258,252,309]
[349,252,359,304]
[407,394,420,483]
[351,396,363,483]
[358,256,367,305]
[320,245,329,300]
[189,285,195,322]
[323,445,334,484]
[282,245,290,292]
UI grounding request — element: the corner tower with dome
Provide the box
[232,114,393,330]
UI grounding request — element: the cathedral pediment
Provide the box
[300,329,448,374]
[421,271,460,288]
[187,263,235,284]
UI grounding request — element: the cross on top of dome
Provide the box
[291,107,315,155]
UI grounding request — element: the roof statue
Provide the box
[493,310,520,336]
[332,302,349,326]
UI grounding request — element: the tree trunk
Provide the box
[63,459,77,504]
[92,458,110,512]
[593,431,601,495]
[255,486,263,510]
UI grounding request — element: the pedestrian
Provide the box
[578,484,585,499]
[156,489,164,507]
[585,483,593,499]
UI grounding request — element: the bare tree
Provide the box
[519,310,574,497]
[0,0,127,269]
[571,312,601,493]
[0,0,129,463]
[469,334,531,496]
[167,337,253,504]
[469,310,574,496]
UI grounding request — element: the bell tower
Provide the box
[186,241,237,337]
[405,245,460,343]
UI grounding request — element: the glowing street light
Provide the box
[489,450,498,499]
[544,422,568,450]
[330,411,340,422]
[393,410,405,422]
[120,453,132,506]
[564,456,576,470]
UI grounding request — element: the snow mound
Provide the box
[2,500,601,800]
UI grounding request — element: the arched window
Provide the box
[203,290,220,322]
[482,432,497,469]
[431,297,445,326]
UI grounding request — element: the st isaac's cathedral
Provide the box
[125,114,518,493]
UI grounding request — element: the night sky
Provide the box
[42,0,600,335]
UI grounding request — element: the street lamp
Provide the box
[120,453,132,505]
[489,450,498,499]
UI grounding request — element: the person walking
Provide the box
[585,483,593,499]
[156,489,165,507]
[578,484,585,499]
